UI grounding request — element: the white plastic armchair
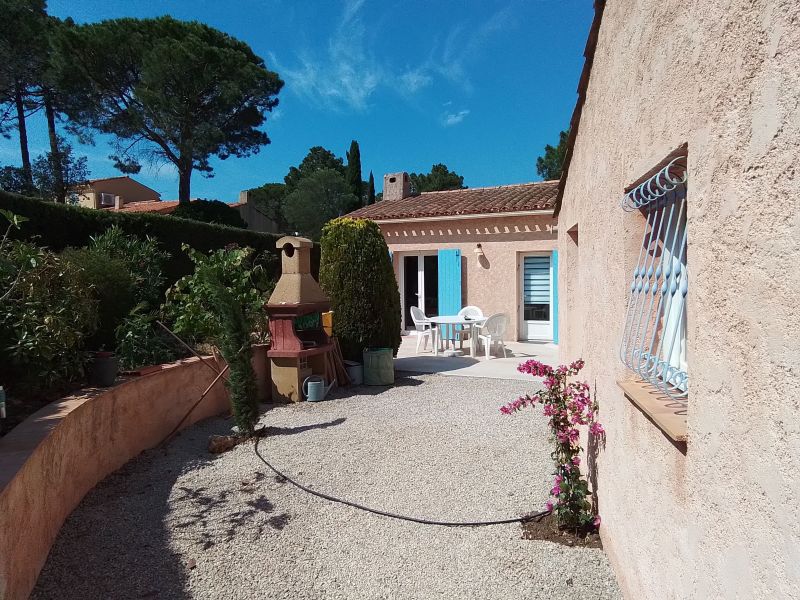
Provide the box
[455,306,484,350]
[476,313,509,360]
[410,305,437,354]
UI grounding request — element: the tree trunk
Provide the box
[14,81,33,191]
[178,164,192,204]
[44,94,66,203]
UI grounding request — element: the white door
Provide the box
[520,254,553,340]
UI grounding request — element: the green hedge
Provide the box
[0,191,319,284]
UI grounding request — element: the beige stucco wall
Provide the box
[558,1,800,598]
[379,213,557,340]
[0,358,230,600]
[76,177,160,208]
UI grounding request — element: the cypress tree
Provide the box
[345,140,362,202]
[367,171,376,205]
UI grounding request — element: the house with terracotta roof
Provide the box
[347,173,559,342]
[74,176,168,212]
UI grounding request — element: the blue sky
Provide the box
[1,0,592,202]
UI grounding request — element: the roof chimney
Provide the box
[238,189,249,204]
[383,172,411,202]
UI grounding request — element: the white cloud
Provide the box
[270,2,383,111]
[399,68,433,94]
[271,2,513,112]
[442,109,470,127]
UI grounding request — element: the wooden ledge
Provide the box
[617,379,688,442]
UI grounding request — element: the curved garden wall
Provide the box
[0,357,230,600]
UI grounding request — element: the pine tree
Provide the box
[345,140,362,201]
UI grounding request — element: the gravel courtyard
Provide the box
[33,373,621,600]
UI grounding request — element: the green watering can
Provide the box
[303,376,335,402]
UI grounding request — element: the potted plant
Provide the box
[88,349,118,387]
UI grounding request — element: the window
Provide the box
[619,152,688,399]
[523,255,551,321]
[99,192,115,207]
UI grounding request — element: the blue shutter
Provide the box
[551,251,559,344]
[523,256,550,304]
[437,247,461,316]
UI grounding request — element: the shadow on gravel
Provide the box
[263,417,346,436]
[169,471,291,550]
[31,418,283,600]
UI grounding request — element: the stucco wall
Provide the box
[558,1,800,598]
[0,358,230,600]
[379,213,557,340]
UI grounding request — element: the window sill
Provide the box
[616,379,687,443]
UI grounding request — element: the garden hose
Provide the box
[252,434,550,527]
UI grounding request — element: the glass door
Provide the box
[401,253,439,330]
[521,254,553,340]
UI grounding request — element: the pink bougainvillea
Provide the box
[501,358,603,531]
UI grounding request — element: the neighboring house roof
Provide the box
[346,180,559,222]
[78,176,162,199]
[554,0,606,216]
[112,200,180,214]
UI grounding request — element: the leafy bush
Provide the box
[163,245,274,344]
[89,225,170,307]
[164,245,273,434]
[319,217,401,361]
[0,240,98,393]
[115,304,185,370]
[172,199,247,229]
[62,248,135,350]
[0,190,305,288]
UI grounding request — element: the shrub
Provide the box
[89,225,170,307]
[62,248,135,350]
[115,304,185,370]
[172,199,247,229]
[164,245,273,434]
[319,217,401,362]
[0,240,98,393]
[0,190,306,288]
[500,359,604,531]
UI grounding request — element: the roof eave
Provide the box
[365,208,555,224]
[553,0,606,218]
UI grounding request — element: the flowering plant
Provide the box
[501,359,603,531]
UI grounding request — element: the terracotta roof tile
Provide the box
[112,200,180,214]
[346,180,558,221]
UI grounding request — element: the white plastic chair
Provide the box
[476,313,509,360]
[456,306,484,350]
[410,305,437,354]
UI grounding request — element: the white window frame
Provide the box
[99,192,115,207]
[619,155,688,399]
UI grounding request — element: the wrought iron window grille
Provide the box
[620,155,688,399]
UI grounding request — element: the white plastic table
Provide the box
[428,315,487,358]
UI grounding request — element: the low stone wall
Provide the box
[0,357,230,600]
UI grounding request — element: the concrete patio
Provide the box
[394,333,558,380]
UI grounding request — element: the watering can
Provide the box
[303,376,334,402]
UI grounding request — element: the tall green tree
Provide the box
[283,169,358,240]
[345,140,362,201]
[31,137,89,202]
[536,129,569,180]
[366,171,376,205]
[248,182,289,231]
[50,16,283,204]
[284,146,345,191]
[409,163,465,192]
[0,0,49,191]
